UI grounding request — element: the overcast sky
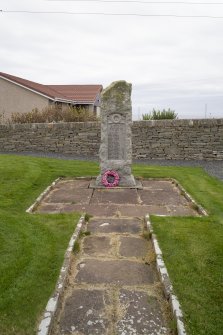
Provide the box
[1,0,223,119]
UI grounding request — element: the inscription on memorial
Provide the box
[95,80,137,187]
[108,123,126,160]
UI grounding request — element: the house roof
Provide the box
[0,72,103,104]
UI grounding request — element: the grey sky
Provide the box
[1,0,223,119]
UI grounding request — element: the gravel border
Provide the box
[145,214,187,335]
[37,215,85,335]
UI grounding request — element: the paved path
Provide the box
[52,217,171,335]
[37,179,198,217]
[36,178,202,335]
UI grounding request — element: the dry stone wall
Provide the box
[132,119,223,160]
[0,119,222,160]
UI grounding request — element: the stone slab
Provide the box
[90,188,139,204]
[83,236,112,256]
[138,189,188,206]
[142,179,175,190]
[59,289,110,335]
[167,205,199,216]
[56,179,91,189]
[52,203,119,216]
[119,236,149,258]
[116,289,169,335]
[43,187,93,204]
[36,203,63,214]
[90,179,143,189]
[88,218,142,234]
[75,259,154,285]
[37,200,196,217]
[116,205,170,217]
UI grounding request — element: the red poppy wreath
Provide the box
[102,170,120,188]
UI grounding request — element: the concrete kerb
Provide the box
[145,214,187,335]
[26,178,61,213]
[37,215,85,335]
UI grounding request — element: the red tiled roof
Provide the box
[49,85,102,103]
[0,72,102,104]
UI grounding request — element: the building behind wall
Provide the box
[0,72,102,121]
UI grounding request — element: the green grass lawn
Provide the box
[0,154,99,335]
[133,164,223,335]
[0,154,222,335]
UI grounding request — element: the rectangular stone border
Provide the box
[142,177,208,217]
[26,178,61,213]
[145,214,187,335]
[171,178,208,216]
[26,177,94,214]
[37,215,85,335]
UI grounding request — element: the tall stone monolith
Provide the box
[95,80,136,187]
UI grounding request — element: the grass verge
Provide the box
[0,154,99,335]
[0,154,222,335]
[133,164,223,335]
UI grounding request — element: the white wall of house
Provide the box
[0,78,49,120]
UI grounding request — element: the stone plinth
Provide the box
[95,81,136,187]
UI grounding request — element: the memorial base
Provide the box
[90,178,143,189]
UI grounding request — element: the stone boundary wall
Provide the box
[0,119,222,160]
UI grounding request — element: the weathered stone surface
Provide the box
[83,236,112,255]
[138,189,188,206]
[59,289,110,335]
[90,188,139,204]
[75,259,154,285]
[56,179,91,189]
[88,218,142,234]
[119,236,149,258]
[142,179,176,190]
[116,290,169,335]
[44,187,93,204]
[95,81,136,187]
[35,179,200,216]
[116,204,170,217]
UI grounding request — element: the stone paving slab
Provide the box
[50,216,172,335]
[59,289,110,335]
[142,179,176,190]
[88,218,142,234]
[167,204,198,216]
[82,236,112,256]
[116,205,171,217]
[119,236,149,258]
[116,289,169,335]
[75,259,154,285]
[44,187,93,204]
[56,179,91,189]
[37,201,197,217]
[138,189,188,206]
[90,188,139,204]
[35,178,199,217]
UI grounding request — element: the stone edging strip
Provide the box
[145,214,187,335]
[37,215,85,335]
[26,178,61,213]
[172,178,208,216]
